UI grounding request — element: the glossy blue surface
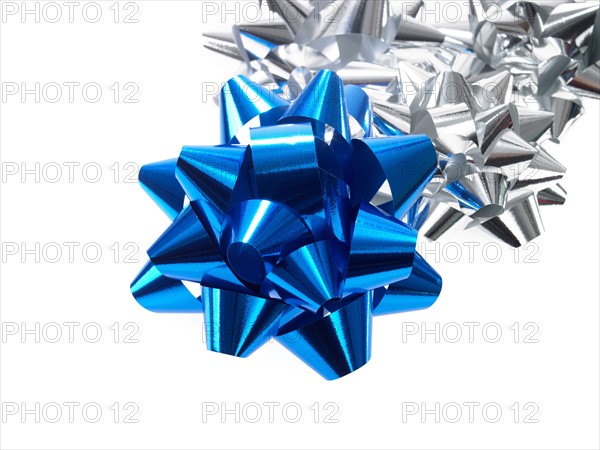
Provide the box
[280,69,351,143]
[147,206,222,283]
[344,201,417,293]
[132,69,442,379]
[373,252,442,315]
[203,287,287,357]
[277,291,373,380]
[353,135,437,219]
[131,261,202,313]
[220,75,289,145]
[138,159,186,220]
[265,240,345,313]
[221,199,311,285]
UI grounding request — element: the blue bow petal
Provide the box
[176,144,247,243]
[221,199,312,285]
[265,240,345,313]
[249,123,323,216]
[374,252,443,315]
[344,201,417,294]
[220,75,289,145]
[176,145,246,212]
[280,70,352,143]
[147,206,223,283]
[203,287,287,357]
[139,158,186,220]
[130,261,202,313]
[353,135,437,219]
[276,291,373,380]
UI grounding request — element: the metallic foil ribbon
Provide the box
[131,70,443,380]
[204,0,599,246]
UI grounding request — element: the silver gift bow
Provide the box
[204,0,599,247]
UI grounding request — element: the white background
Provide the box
[1,1,599,449]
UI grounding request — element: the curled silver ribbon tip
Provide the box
[202,0,598,246]
[537,183,567,206]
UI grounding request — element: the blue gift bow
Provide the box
[131,69,443,380]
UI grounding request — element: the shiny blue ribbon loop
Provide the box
[132,69,443,379]
[220,75,289,145]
